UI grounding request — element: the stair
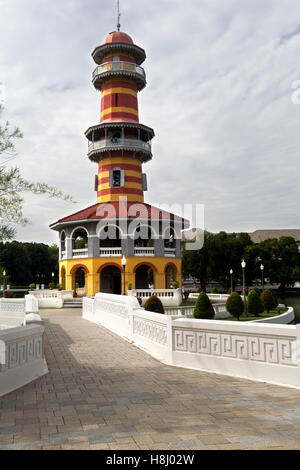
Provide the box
[63,299,83,309]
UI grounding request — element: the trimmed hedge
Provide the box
[260,289,278,313]
[193,292,215,319]
[211,287,218,294]
[144,295,164,314]
[247,289,264,316]
[226,292,244,321]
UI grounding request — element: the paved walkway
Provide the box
[1,309,300,450]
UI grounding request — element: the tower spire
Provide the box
[117,0,121,31]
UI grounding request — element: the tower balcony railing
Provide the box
[134,247,155,257]
[88,138,151,154]
[164,248,176,257]
[99,247,122,257]
[92,61,146,83]
[72,248,88,258]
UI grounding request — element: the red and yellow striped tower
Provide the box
[86,31,154,203]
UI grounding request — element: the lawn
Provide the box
[220,307,287,321]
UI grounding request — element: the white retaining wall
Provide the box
[0,299,26,330]
[0,323,48,397]
[29,290,73,308]
[83,293,300,389]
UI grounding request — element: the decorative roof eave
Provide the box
[85,122,155,140]
[88,151,152,164]
[92,71,146,91]
[92,43,146,65]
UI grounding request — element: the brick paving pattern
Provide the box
[1,308,300,450]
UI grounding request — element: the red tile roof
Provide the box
[50,201,187,228]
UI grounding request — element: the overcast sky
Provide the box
[1,0,300,245]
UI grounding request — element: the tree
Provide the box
[0,102,74,241]
[260,289,277,313]
[193,292,215,319]
[247,289,264,316]
[226,292,244,321]
[144,295,164,314]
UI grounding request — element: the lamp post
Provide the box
[241,260,247,316]
[3,270,6,291]
[230,269,233,293]
[260,264,264,291]
[121,256,127,296]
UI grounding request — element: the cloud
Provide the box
[0,0,300,245]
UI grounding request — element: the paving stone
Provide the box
[1,308,300,450]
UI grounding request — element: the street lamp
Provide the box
[230,269,233,293]
[241,260,247,316]
[3,270,6,291]
[121,256,127,296]
[260,264,264,290]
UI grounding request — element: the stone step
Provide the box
[63,300,83,308]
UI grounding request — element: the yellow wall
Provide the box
[59,256,182,297]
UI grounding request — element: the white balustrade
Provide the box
[134,247,155,256]
[164,248,176,257]
[72,248,88,258]
[93,61,146,81]
[99,247,122,257]
[83,293,300,389]
[88,138,151,154]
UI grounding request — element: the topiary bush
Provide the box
[247,289,264,316]
[260,289,277,313]
[29,283,36,290]
[172,281,179,288]
[193,292,215,320]
[144,295,164,314]
[226,292,244,321]
[211,287,218,294]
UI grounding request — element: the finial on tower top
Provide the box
[117,0,121,31]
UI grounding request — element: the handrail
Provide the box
[88,138,151,153]
[93,61,145,80]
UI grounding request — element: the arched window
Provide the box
[71,228,88,250]
[99,225,122,248]
[134,225,154,248]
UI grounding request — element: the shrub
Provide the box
[227,288,232,294]
[211,287,218,294]
[193,292,215,320]
[260,289,277,313]
[29,283,36,290]
[48,282,55,290]
[144,295,164,314]
[3,290,13,298]
[128,283,132,290]
[172,281,179,288]
[226,292,244,321]
[247,289,264,316]
[196,287,203,294]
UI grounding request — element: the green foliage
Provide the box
[193,292,215,319]
[260,289,278,313]
[128,283,132,290]
[211,287,218,294]
[0,241,58,286]
[227,288,232,294]
[226,292,244,321]
[48,282,55,289]
[172,280,179,288]
[0,102,74,241]
[144,295,164,314]
[29,283,35,290]
[196,287,203,294]
[247,289,264,316]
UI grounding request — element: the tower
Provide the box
[86,30,154,204]
[50,28,189,297]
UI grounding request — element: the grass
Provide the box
[220,307,288,321]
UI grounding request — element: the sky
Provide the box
[0,0,300,245]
